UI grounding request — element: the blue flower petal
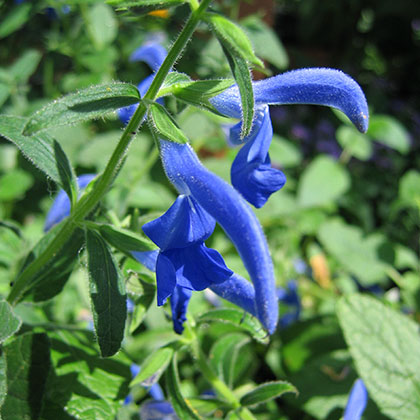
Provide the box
[344,378,368,420]
[142,195,215,250]
[131,250,159,271]
[130,42,168,72]
[159,140,279,334]
[210,68,369,133]
[231,107,286,207]
[164,243,233,291]
[44,174,96,232]
[155,252,177,306]
[170,285,192,334]
[210,273,257,316]
[253,68,369,133]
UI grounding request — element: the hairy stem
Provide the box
[7,0,213,305]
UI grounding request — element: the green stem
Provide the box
[191,340,257,420]
[7,0,213,306]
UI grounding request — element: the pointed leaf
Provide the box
[0,3,32,39]
[23,82,140,135]
[367,115,410,154]
[168,79,235,112]
[207,13,263,68]
[85,221,156,256]
[166,354,203,420]
[0,115,77,202]
[337,294,420,420]
[131,345,174,387]
[14,227,85,303]
[198,308,268,344]
[222,47,254,138]
[40,329,131,420]
[10,49,42,84]
[240,381,297,406]
[1,333,50,420]
[86,229,127,357]
[128,278,156,334]
[149,102,188,144]
[0,299,22,343]
[107,0,186,9]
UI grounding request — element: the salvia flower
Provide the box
[143,140,279,334]
[142,194,234,333]
[44,174,96,232]
[343,378,368,420]
[210,68,369,207]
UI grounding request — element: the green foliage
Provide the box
[338,294,420,420]
[86,229,127,357]
[23,82,140,135]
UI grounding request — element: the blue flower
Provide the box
[44,174,96,232]
[210,68,369,206]
[142,194,233,311]
[145,140,279,334]
[343,378,368,420]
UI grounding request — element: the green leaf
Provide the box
[337,294,420,420]
[131,345,174,387]
[367,114,410,154]
[318,219,390,286]
[286,350,357,419]
[86,229,127,358]
[189,397,229,417]
[0,299,22,343]
[85,221,156,257]
[86,3,117,49]
[0,355,6,409]
[399,170,420,208]
[223,47,254,138]
[336,125,372,160]
[297,155,351,207]
[15,227,85,302]
[23,82,140,135]
[9,49,42,84]
[40,329,130,420]
[209,332,250,386]
[128,277,156,334]
[0,169,33,201]
[240,381,297,406]
[107,0,186,9]
[1,333,50,420]
[166,354,203,420]
[197,308,268,344]
[242,15,289,69]
[148,102,189,144]
[163,79,235,112]
[0,3,32,39]
[269,134,302,168]
[0,115,77,201]
[207,13,263,68]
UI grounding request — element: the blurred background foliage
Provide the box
[0,0,420,419]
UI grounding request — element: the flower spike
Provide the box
[158,140,279,333]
